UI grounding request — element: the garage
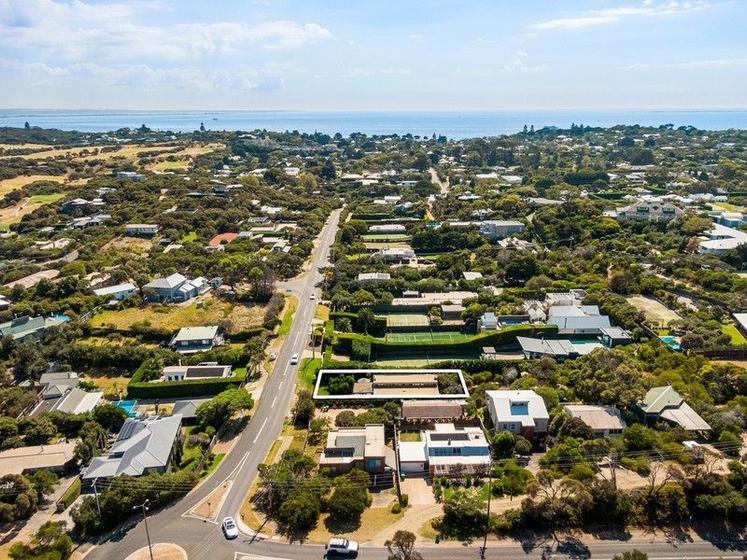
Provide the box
[398,442,427,475]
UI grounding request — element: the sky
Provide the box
[0,0,746,111]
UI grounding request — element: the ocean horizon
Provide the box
[1,109,747,139]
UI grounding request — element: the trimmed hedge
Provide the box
[330,311,386,335]
[56,478,81,513]
[127,363,248,399]
[228,326,267,342]
[333,324,557,358]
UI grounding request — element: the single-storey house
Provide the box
[598,326,633,347]
[547,305,612,335]
[51,387,103,414]
[638,386,710,432]
[0,441,77,477]
[319,424,394,474]
[517,337,578,360]
[486,390,549,440]
[125,224,159,237]
[401,399,465,422]
[117,171,145,181]
[93,282,138,301]
[0,315,69,341]
[564,404,626,437]
[82,415,183,481]
[171,398,211,423]
[358,272,391,283]
[162,363,232,381]
[170,325,222,354]
[479,220,525,240]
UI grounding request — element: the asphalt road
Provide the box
[84,206,745,559]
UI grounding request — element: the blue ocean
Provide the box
[1,109,746,139]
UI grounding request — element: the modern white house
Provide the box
[125,223,159,237]
[357,272,391,283]
[161,363,232,381]
[93,282,138,301]
[479,220,525,240]
[698,223,747,255]
[547,305,612,335]
[485,390,550,440]
[399,423,491,476]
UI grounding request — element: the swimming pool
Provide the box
[114,399,138,416]
[659,336,681,351]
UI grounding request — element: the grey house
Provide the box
[142,273,209,303]
[82,414,183,481]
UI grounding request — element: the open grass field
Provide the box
[711,201,747,213]
[385,331,470,342]
[626,295,682,327]
[364,241,412,250]
[1,142,223,165]
[147,158,191,171]
[0,192,66,228]
[90,296,266,333]
[722,323,747,345]
[305,507,404,544]
[81,375,131,395]
[100,236,154,255]
[0,174,66,195]
[386,313,429,327]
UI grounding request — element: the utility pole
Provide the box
[481,454,493,559]
[133,499,154,560]
[92,478,101,517]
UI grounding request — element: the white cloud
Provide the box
[0,0,333,61]
[667,57,747,68]
[504,50,548,72]
[528,1,710,31]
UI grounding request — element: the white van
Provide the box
[326,537,359,556]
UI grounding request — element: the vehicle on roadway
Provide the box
[325,537,359,557]
[268,352,277,361]
[310,293,316,300]
[290,352,299,365]
[221,517,239,539]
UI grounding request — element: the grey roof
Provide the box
[172,325,219,343]
[172,399,211,419]
[599,326,632,340]
[82,415,182,479]
[143,273,187,290]
[93,282,137,296]
[640,386,710,431]
[51,387,103,414]
[517,336,576,357]
[565,404,626,432]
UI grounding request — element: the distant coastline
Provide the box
[1,109,747,139]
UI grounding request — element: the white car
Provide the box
[290,353,299,365]
[221,517,239,539]
[310,293,316,300]
[268,352,277,361]
[326,537,359,556]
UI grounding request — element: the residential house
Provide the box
[0,315,69,341]
[478,312,498,332]
[517,337,579,361]
[125,224,159,237]
[369,224,406,233]
[638,386,711,432]
[116,171,145,181]
[357,272,391,283]
[401,400,465,422]
[161,363,232,381]
[399,424,490,476]
[50,387,103,414]
[375,247,416,263]
[69,213,111,229]
[319,424,394,474]
[82,415,183,481]
[547,305,612,335]
[598,326,633,347]
[564,404,626,437]
[0,441,77,477]
[170,326,222,354]
[479,220,525,240]
[93,282,138,301]
[0,296,10,310]
[486,390,550,440]
[463,271,483,281]
[142,273,209,302]
[613,201,683,222]
[698,223,747,255]
[171,398,211,424]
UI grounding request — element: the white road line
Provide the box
[253,418,268,443]
[270,396,277,408]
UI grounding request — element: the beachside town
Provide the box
[0,123,745,558]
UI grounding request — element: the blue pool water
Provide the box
[114,400,138,416]
[659,336,681,351]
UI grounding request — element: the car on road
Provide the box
[310,293,316,300]
[268,352,277,361]
[221,517,239,539]
[290,352,299,365]
[325,537,359,557]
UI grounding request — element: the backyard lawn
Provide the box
[90,296,266,332]
[722,323,747,345]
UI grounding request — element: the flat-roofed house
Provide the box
[125,224,159,237]
[638,386,710,432]
[319,424,394,474]
[479,220,525,240]
[598,326,633,347]
[0,441,77,476]
[486,390,549,440]
[517,337,578,360]
[398,424,490,476]
[82,415,183,481]
[170,326,222,354]
[357,272,391,283]
[564,404,626,437]
[162,363,232,381]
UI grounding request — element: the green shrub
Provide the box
[350,338,371,361]
[56,478,81,513]
[399,493,409,507]
[391,502,402,514]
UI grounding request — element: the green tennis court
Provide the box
[385,331,470,342]
[386,314,429,327]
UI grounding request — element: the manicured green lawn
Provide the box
[298,357,322,392]
[181,230,198,243]
[385,331,470,343]
[278,295,298,337]
[28,193,65,204]
[399,431,422,442]
[722,324,747,345]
